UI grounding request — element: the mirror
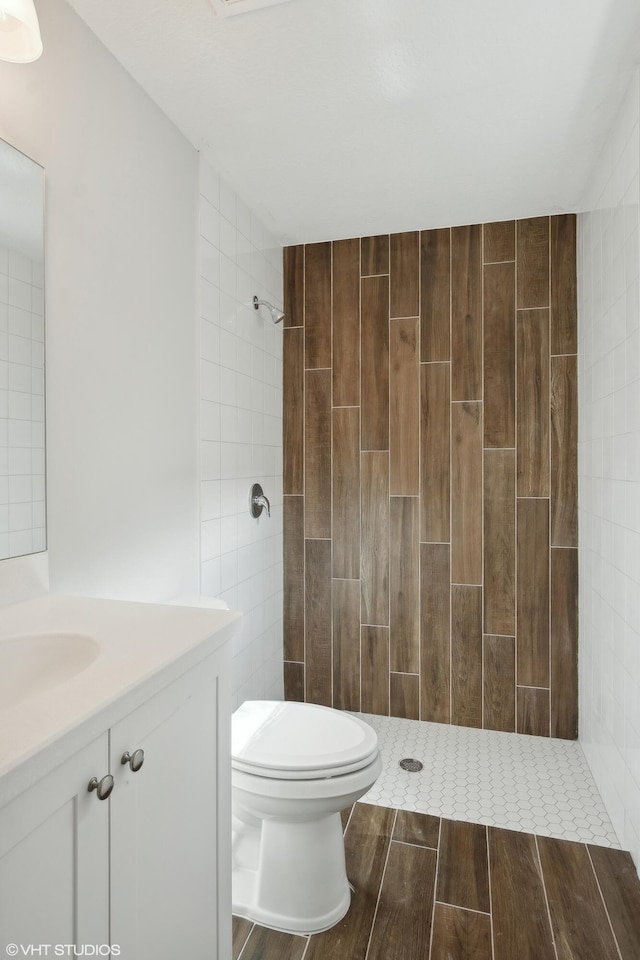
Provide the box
[0,138,45,560]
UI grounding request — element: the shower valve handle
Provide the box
[250,483,271,518]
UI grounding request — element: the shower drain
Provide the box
[399,758,423,772]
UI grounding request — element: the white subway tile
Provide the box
[200,237,221,287]
[201,318,220,362]
[199,163,283,703]
[201,279,220,325]
[201,518,221,562]
[200,198,220,247]
[201,441,221,481]
[201,480,221,521]
[200,400,221,442]
[8,278,30,310]
[219,178,236,225]
[201,359,221,403]
[580,66,640,871]
[201,556,221,597]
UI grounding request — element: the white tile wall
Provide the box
[578,68,640,869]
[0,243,45,560]
[199,157,284,707]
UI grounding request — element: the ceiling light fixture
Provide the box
[0,0,42,63]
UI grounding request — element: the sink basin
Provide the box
[0,633,100,711]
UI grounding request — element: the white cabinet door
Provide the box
[109,652,230,960]
[0,735,110,952]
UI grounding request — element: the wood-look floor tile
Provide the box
[283,495,304,662]
[332,406,360,580]
[451,224,483,402]
[436,819,490,914]
[366,842,437,960]
[451,585,483,729]
[239,924,307,960]
[517,497,550,688]
[240,804,640,960]
[304,241,331,369]
[304,803,395,960]
[390,231,420,319]
[537,836,621,960]
[333,578,361,712]
[361,451,389,626]
[488,827,555,960]
[390,318,420,495]
[483,449,515,637]
[483,260,515,448]
[361,275,389,451]
[517,217,549,309]
[420,542,451,724]
[304,368,331,539]
[420,228,450,362]
[588,844,640,960]
[361,625,390,716]
[517,308,550,497]
[332,237,360,407]
[304,538,332,707]
[340,804,354,832]
[551,353,577,547]
[232,916,253,959]
[483,636,515,733]
[550,214,577,356]
[390,496,419,674]
[393,811,440,849]
[483,220,515,263]
[362,235,389,276]
[451,401,483,585]
[283,244,304,328]
[420,361,450,543]
[517,686,549,737]
[389,672,419,720]
[430,903,492,960]
[283,661,305,702]
[551,547,578,740]
[283,326,303,494]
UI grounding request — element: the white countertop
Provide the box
[0,594,239,801]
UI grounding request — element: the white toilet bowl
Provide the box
[231,700,381,934]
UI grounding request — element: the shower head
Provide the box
[253,295,285,324]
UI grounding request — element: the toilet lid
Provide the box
[232,700,379,780]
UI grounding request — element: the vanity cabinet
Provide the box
[110,652,230,958]
[0,649,231,960]
[0,734,110,946]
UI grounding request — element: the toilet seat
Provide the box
[232,700,379,780]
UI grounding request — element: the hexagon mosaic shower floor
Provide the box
[355,713,619,847]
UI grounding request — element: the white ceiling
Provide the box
[64,0,640,245]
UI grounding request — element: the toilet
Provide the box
[231,700,381,934]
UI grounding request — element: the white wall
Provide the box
[199,157,283,707]
[578,68,640,868]
[0,0,200,601]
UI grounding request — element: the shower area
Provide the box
[281,218,578,741]
[197,71,640,870]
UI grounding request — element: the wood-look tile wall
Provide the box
[283,216,578,738]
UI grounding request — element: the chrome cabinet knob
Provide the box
[88,774,114,800]
[121,748,145,772]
